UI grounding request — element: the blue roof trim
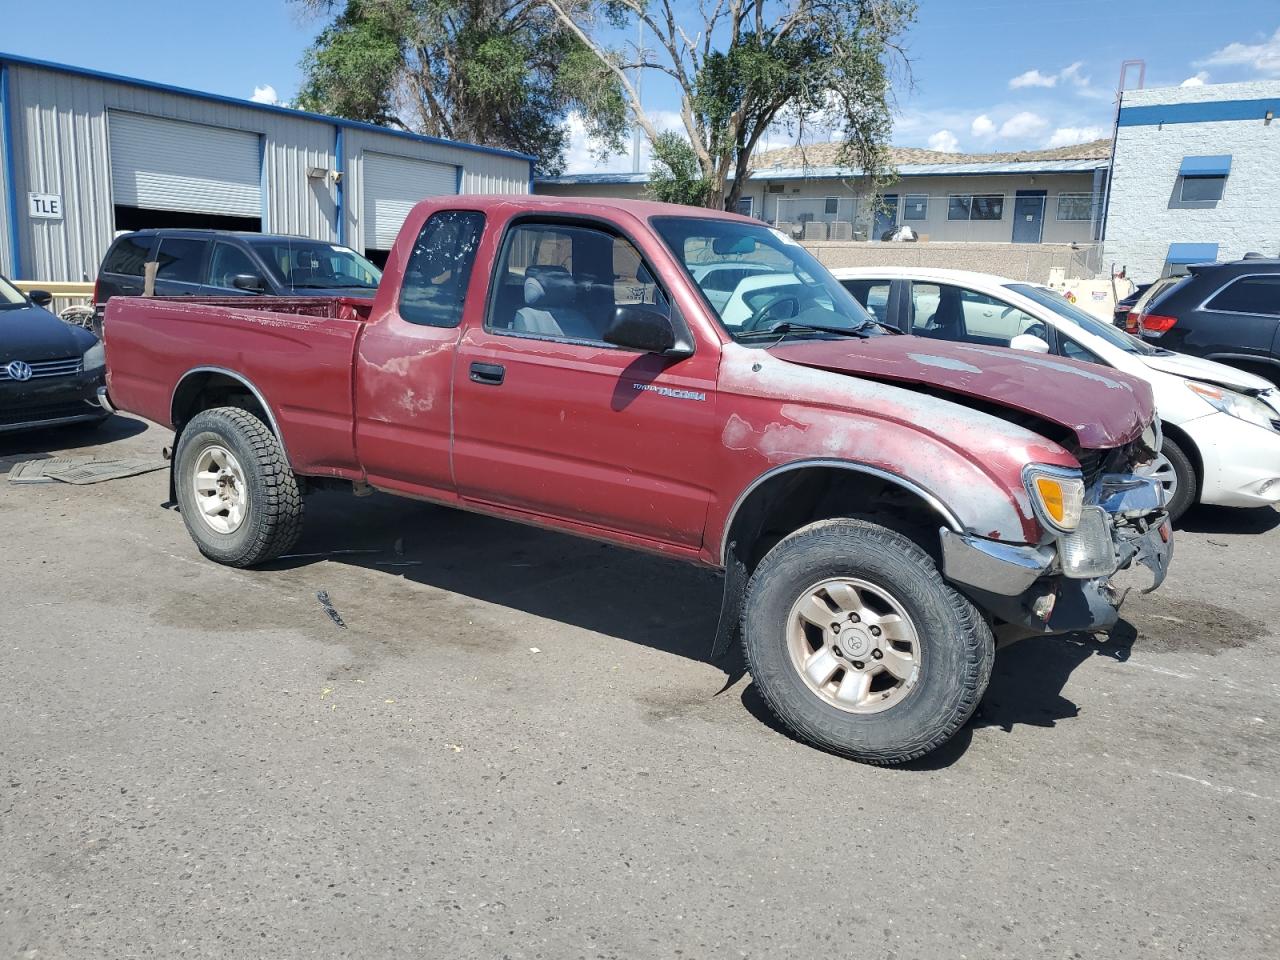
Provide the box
[1166,242,1219,264]
[1119,98,1280,127]
[538,158,1106,187]
[1179,154,1232,177]
[0,50,537,165]
[1,62,22,279]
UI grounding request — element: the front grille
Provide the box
[1076,449,1105,489]
[0,401,96,427]
[0,357,84,380]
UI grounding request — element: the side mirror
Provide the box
[231,273,266,293]
[28,289,53,307]
[1010,333,1051,354]
[604,304,692,357]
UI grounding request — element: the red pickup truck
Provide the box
[102,195,1171,764]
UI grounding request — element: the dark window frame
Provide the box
[903,195,928,221]
[1179,175,1226,203]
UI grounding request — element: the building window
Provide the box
[949,194,1004,221]
[903,195,928,220]
[824,197,839,215]
[735,196,755,218]
[1179,176,1226,203]
[1056,193,1093,221]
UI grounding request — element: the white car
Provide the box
[832,266,1280,521]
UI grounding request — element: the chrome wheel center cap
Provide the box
[841,624,874,659]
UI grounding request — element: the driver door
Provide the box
[451,217,721,549]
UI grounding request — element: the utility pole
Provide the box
[632,19,643,173]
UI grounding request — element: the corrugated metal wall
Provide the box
[0,65,12,276]
[3,60,531,282]
[341,129,529,248]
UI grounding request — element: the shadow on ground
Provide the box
[0,414,147,473]
[1177,502,1280,536]
[267,489,1161,768]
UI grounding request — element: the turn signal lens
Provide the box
[1025,468,1085,532]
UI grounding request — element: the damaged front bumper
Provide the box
[941,473,1172,640]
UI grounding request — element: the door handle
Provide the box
[469,361,505,386]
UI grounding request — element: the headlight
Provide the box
[1186,381,1275,430]
[82,341,105,372]
[1024,465,1085,533]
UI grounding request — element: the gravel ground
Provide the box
[1,416,1277,959]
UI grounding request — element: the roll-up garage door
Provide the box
[363,152,458,250]
[108,112,262,218]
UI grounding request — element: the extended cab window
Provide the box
[488,221,667,344]
[154,238,207,284]
[398,211,485,327]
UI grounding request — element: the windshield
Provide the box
[1008,283,1159,355]
[248,239,382,291]
[0,273,27,308]
[651,216,876,340]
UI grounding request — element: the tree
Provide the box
[543,0,915,208]
[293,0,629,174]
[647,132,711,206]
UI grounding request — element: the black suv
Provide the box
[95,230,382,310]
[1134,258,1280,385]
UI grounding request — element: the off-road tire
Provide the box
[742,518,994,765]
[1161,436,1197,524]
[174,407,303,567]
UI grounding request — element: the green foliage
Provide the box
[293,1,628,174]
[647,132,711,207]
[550,0,915,207]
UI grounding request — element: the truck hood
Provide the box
[1140,349,1275,394]
[766,336,1154,449]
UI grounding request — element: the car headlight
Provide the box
[82,341,105,372]
[1024,465,1085,533]
[1186,381,1276,430]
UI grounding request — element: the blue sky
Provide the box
[4,0,1279,170]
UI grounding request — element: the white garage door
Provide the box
[363,152,458,250]
[109,112,262,218]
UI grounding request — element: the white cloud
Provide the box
[250,84,279,105]
[1045,126,1105,148]
[1059,61,1091,87]
[1181,71,1210,87]
[970,114,996,138]
[927,129,960,152]
[1198,27,1280,75]
[999,111,1049,138]
[1009,69,1058,89]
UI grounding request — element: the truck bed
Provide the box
[103,295,370,476]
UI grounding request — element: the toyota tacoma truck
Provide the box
[100,196,1172,765]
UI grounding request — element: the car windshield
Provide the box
[0,273,27,308]
[248,239,382,291]
[1008,283,1159,355]
[651,216,876,340]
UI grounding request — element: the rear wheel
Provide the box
[742,518,994,765]
[174,407,303,567]
[1153,437,1196,523]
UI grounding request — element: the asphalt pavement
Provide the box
[1,416,1277,959]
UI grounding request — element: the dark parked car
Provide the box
[1112,282,1152,328]
[0,271,109,433]
[94,230,382,312]
[1132,258,1280,385]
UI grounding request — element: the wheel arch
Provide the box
[170,367,290,463]
[1159,420,1203,502]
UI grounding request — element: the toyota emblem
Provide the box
[5,360,33,382]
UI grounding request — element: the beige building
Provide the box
[536,141,1109,247]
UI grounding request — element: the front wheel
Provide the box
[174,407,303,567]
[1152,437,1197,524]
[742,519,994,765]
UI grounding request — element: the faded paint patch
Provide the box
[908,353,983,374]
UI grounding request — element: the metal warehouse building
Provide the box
[0,53,533,282]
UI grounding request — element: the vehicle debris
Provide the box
[7,456,168,484]
[315,591,347,628]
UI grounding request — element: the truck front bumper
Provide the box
[940,474,1172,639]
